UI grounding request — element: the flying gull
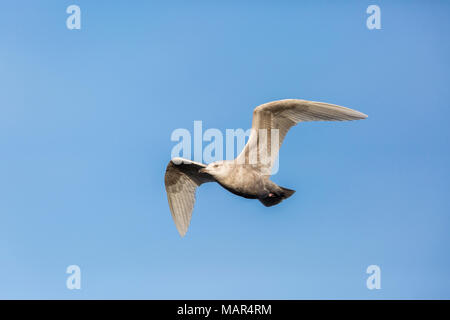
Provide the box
[164,99,367,236]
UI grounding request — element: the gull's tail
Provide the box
[280,187,295,199]
[259,186,296,207]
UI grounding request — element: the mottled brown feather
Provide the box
[164,158,215,237]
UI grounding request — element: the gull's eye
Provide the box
[214,164,219,168]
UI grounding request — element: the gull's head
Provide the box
[199,161,230,179]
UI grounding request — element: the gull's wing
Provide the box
[235,99,368,174]
[164,157,216,237]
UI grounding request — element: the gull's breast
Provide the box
[217,165,265,198]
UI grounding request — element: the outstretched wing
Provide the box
[235,99,368,175]
[164,157,216,237]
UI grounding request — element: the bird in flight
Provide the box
[164,99,367,237]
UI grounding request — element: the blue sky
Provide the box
[0,0,449,299]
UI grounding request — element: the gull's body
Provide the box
[164,99,367,236]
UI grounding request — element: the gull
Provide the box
[164,99,367,236]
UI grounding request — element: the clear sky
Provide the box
[0,0,449,299]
